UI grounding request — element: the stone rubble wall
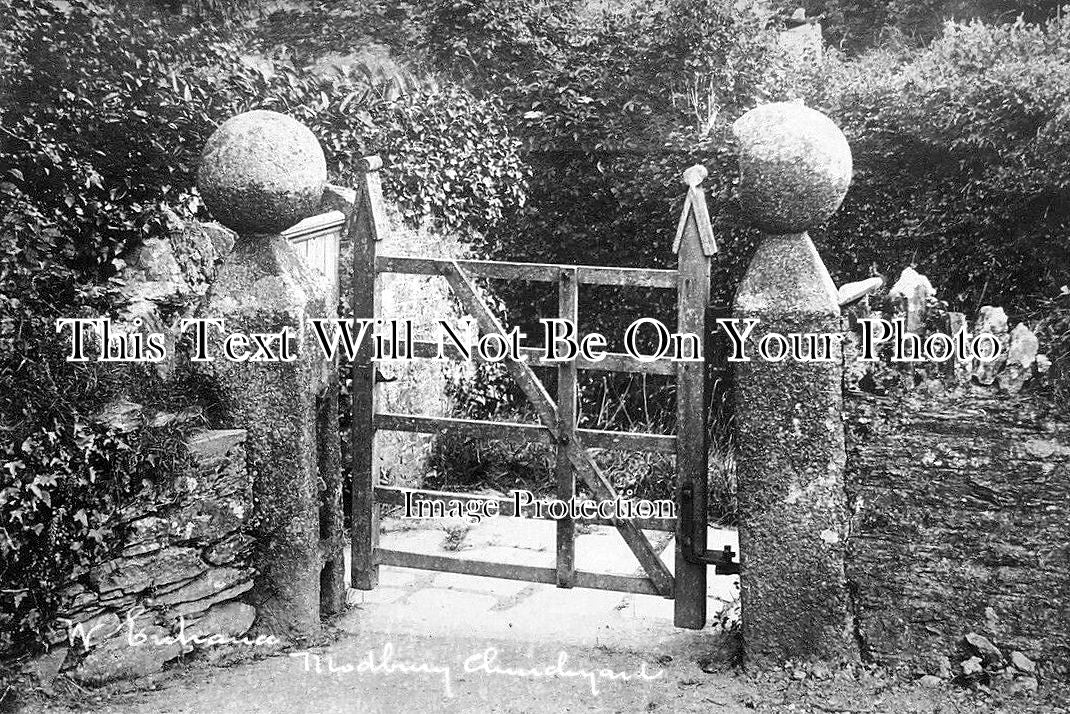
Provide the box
[28,181,353,684]
[842,267,1051,398]
[43,429,257,686]
[23,213,263,687]
[845,393,1069,683]
[120,210,235,327]
[842,269,1069,684]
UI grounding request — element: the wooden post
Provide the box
[351,156,385,591]
[556,267,579,588]
[673,165,717,629]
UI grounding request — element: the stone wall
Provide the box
[17,115,365,685]
[845,392,1069,681]
[39,430,258,687]
[28,168,358,683]
[842,274,1069,683]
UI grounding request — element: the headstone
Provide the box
[889,267,935,334]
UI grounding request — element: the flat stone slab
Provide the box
[342,516,739,654]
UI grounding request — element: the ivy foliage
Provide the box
[373,85,528,234]
[0,0,526,654]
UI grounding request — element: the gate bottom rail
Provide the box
[375,548,666,597]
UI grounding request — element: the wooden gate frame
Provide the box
[348,157,734,629]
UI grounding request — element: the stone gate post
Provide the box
[731,103,858,663]
[194,110,338,642]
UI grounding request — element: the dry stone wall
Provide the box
[45,429,257,686]
[24,212,263,687]
[842,270,1069,684]
[845,392,1069,682]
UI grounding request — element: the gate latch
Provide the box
[680,482,740,575]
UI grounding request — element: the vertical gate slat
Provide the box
[351,157,384,590]
[556,268,578,588]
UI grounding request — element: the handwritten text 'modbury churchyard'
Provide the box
[57,316,1003,364]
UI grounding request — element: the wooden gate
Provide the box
[348,158,736,629]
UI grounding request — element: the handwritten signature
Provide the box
[63,606,280,650]
[289,644,664,697]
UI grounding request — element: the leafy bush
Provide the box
[413,0,800,340]
[806,14,1070,312]
[414,0,573,87]
[415,0,1070,319]
[373,85,529,234]
[1,0,527,271]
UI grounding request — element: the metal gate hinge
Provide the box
[686,544,740,575]
[356,364,398,383]
[680,482,741,575]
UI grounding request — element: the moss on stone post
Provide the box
[196,110,332,643]
[731,103,858,664]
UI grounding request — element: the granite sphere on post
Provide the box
[197,110,327,235]
[732,102,852,235]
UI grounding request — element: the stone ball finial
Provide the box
[197,110,327,235]
[732,102,852,234]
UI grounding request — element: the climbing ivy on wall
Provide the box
[0,0,528,655]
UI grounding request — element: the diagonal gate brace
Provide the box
[439,261,676,597]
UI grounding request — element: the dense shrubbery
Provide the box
[413,0,1070,318]
[373,86,528,234]
[412,0,810,442]
[413,0,822,317]
[415,0,573,87]
[807,14,1070,311]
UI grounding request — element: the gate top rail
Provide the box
[377,255,678,289]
